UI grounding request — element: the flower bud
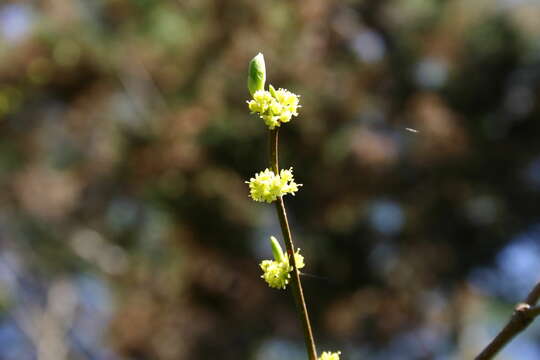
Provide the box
[268,84,277,98]
[248,53,266,96]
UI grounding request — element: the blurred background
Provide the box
[1,0,540,359]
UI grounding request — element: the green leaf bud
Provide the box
[270,236,286,263]
[248,53,266,96]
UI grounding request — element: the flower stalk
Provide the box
[269,128,318,360]
[246,52,339,360]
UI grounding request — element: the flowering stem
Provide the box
[269,129,318,360]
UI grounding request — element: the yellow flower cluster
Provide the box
[247,86,300,129]
[260,250,305,289]
[319,351,342,360]
[246,168,301,203]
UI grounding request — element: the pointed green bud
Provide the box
[268,84,277,98]
[269,236,286,263]
[248,53,266,96]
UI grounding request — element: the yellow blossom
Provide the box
[260,236,305,290]
[247,86,300,129]
[319,351,341,360]
[246,168,301,203]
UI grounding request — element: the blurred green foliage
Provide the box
[1,0,540,359]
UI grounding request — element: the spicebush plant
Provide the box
[245,53,341,360]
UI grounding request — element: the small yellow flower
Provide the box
[262,114,280,129]
[319,351,341,360]
[260,237,305,290]
[248,90,273,114]
[260,259,292,289]
[273,88,300,123]
[247,86,300,129]
[246,168,301,203]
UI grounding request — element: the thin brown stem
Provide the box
[269,129,318,360]
[475,281,540,360]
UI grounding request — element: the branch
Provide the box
[475,281,540,360]
[269,129,318,360]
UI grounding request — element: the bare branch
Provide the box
[475,281,540,360]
